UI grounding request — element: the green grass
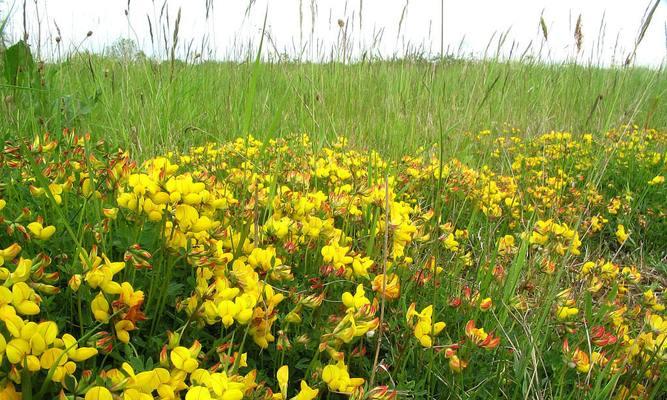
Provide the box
[1,54,666,158]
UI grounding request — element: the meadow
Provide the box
[0,15,666,400]
[2,49,667,157]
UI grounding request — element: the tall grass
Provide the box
[1,55,665,159]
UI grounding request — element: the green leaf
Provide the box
[3,40,35,86]
[502,236,529,304]
[62,374,78,393]
[584,290,593,324]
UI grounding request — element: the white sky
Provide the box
[4,0,667,66]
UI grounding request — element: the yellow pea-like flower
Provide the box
[0,333,6,364]
[217,300,239,328]
[26,321,58,355]
[26,354,41,371]
[615,224,629,244]
[6,338,30,364]
[277,365,289,398]
[91,292,111,323]
[40,347,65,369]
[119,282,144,308]
[0,243,22,266]
[51,360,77,382]
[185,386,212,400]
[85,386,113,400]
[170,346,198,373]
[12,282,40,315]
[341,284,370,311]
[62,333,98,362]
[293,380,319,400]
[27,222,57,240]
[648,314,667,334]
[442,233,460,252]
[69,274,82,292]
[9,258,32,283]
[372,273,401,300]
[556,306,579,321]
[114,320,135,344]
[130,368,170,393]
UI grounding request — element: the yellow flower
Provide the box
[321,241,353,269]
[341,284,370,311]
[122,388,155,400]
[102,207,119,219]
[264,216,291,240]
[277,365,289,398]
[615,224,629,244]
[647,314,667,334]
[118,282,144,308]
[292,380,319,400]
[26,321,58,355]
[12,282,40,315]
[45,183,64,204]
[6,338,30,364]
[556,306,579,321]
[448,355,468,373]
[127,367,171,393]
[26,354,41,371]
[0,382,20,399]
[27,222,56,240]
[185,387,211,400]
[648,175,664,185]
[479,297,493,311]
[174,204,200,231]
[322,360,364,394]
[371,273,401,300]
[170,346,198,373]
[92,292,111,322]
[571,348,590,373]
[0,333,6,364]
[248,247,281,272]
[62,333,98,362]
[84,254,125,294]
[115,320,135,344]
[8,257,32,283]
[441,233,460,252]
[465,320,500,349]
[351,256,373,279]
[85,386,113,400]
[233,294,256,325]
[69,274,82,292]
[590,215,607,232]
[497,234,516,256]
[643,289,665,311]
[217,300,240,328]
[0,244,22,266]
[406,303,446,348]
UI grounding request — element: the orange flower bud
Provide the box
[160,344,169,367]
[372,273,401,300]
[479,297,493,311]
[69,274,82,292]
[102,208,118,219]
[448,355,468,373]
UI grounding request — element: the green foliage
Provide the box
[0,54,665,161]
[3,40,34,86]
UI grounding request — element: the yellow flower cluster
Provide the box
[0,127,663,399]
